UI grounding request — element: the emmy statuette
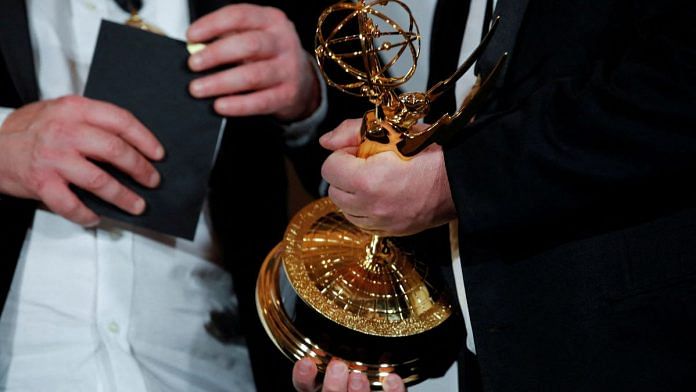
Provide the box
[257,1,507,388]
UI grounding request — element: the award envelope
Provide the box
[82,21,224,240]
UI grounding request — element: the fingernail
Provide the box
[297,359,312,376]
[215,99,228,113]
[329,361,347,376]
[133,198,146,215]
[349,373,365,391]
[190,81,205,97]
[319,132,333,145]
[149,171,160,187]
[85,218,100,228]
[385,374,400,389]
[154,146,165,160]
[190,54,203,70]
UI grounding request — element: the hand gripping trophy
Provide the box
[257,0,507,388]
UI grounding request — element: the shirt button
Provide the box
[83,1,97,11]
[108,229,123,241]
[107,321,120,334]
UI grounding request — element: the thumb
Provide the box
[320,118,363,151]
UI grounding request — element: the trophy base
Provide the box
[256,243,463,390]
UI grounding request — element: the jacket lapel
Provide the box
[425,0,471,123]
[0,0,39,104]
[476,0,531,85]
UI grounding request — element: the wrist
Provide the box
[275,55,322,123]
[278,54,329,148]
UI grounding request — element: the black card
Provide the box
[82,21,224,240]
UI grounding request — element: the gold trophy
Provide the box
[257,0,507,388]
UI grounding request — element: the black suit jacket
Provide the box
[443,0,696,390]
[0,0,366,390]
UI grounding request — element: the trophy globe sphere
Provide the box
[315,0,421,101]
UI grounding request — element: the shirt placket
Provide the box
[95,225,148,392]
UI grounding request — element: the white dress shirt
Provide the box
[0,1,254,391]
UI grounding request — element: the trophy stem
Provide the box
[362,234,393,268]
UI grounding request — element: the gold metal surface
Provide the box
[123,8,206,56]
[256,244,426,389]
[315,0,421,101]
[315,1,506,157]
[283,198,451,337]
[125,11,166,35]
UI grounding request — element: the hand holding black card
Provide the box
[81,21,224,240]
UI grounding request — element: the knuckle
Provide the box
[264,6,286,23]
[30,144,64,173]
[55,95,83,108]
[31,142,56,163]
[53,95,86,115]
[56,197,81,218]
[85,171,110,191]
[104,137,128,158]
[244,34,262,56]
[43,119,69,141]
[114,111,136,133]
[111,184,132,205]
